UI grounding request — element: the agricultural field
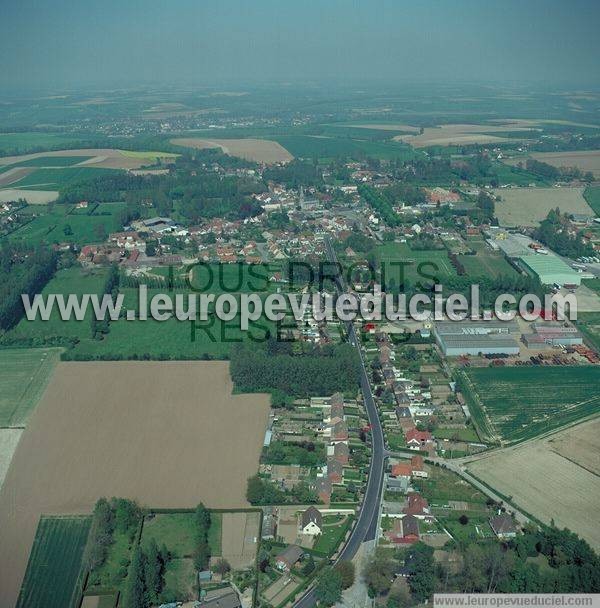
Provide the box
[458,366,600,445]
[467,419,600,550]
[376,242,456,286]
[458,239,518,278]
[0,132,85,155]
[0,428,22,488]
[0,148,177,170]
[0,361,270,607]
[0,188,58,204]
[16,515,91,608]
[583,185,600,215]
[6,264,277,359]
[272,135,416,161]
[526,150,600,178]
[493,187,593,227]
[7,203,124,245]
[171,137,293,164]
[6,166,121,190]
[394,122,536,148]
[1,155,94,168]
[0,348,60,427]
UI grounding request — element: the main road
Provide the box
[294,239,386,608]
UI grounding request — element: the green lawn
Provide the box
[141,511,222,558]
[434,427,481,443]
[16,516,91,608]
[458,239,518,278]
[458,366,600,445]
[0,347,60,426]
[163,558,196,601]
[376,242,456,287]
[441,512,494,543]
[8,204,124,246]
[312,515,353,556]
[576,312,600,351]
[583,185,600,216]
[89,526,137,591]
[412,466,488,505]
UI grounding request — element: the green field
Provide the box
[377,242,456,287]
[7,204,124,245]
[0,348,60,426]
[0,132,85,155]
[458,366,600,445]
[5,265,275,359]
[16,516,91,608]
[583,185,600,216]
[11,167,121,190]
[458,239,518,278]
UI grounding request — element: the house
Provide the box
[275,545,304,571]
[301,507,323,536]
[327,458,344,484]
[404,493,433,521]
[410,455,428,478]
[405,428,433,450]
[390,462,412,479]
[489,514,518,539]
[315,477,332,504]
[387,476,410,493]
[332,442,349,465]
[387,514,420,544]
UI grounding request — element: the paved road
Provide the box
[293,240,386,608]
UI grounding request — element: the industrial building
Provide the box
[522,322,584,348]
[435,320,520,356]
[519,254,581,286]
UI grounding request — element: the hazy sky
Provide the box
[1,0,599,90]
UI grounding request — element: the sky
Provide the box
[0,0,599,90]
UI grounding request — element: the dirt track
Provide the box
[0,361,270,608]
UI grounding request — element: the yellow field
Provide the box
[467,418,600,550]
[171,137,293,164]
[493,186,593,226]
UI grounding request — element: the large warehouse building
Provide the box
[435,320,521,356]
[519,253,581,286]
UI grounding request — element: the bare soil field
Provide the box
[0,148,176,170]
[467,419,600,550]
[394,122,535,148]
[528,151,600,178]
[0,361,270,608]
[219,511,261,568]
[493,187,593,226]
[546,417,600,476]
[0,188,58,204]
[0,429,22,489]
[0,167,34,187]
[171,137,293,164]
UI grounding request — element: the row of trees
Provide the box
[90,264,120,339]
[0,243,58,331]
[124,541,172,607]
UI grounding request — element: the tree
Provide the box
[144,539,165,603]
[406,542,435,603]
[124,546,148,608]
[315,567,343,607]
[301,555,316,577]
[63,224,73,236]
[364,550,396,596]
[335,560,355,589]
[459,514,469,525]
[213,558,231,576]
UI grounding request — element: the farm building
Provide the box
[489,513,518,539]
[522,322,583,348]
[435,320,520,356]
[275,544,304,571]
[519,253,581,286]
